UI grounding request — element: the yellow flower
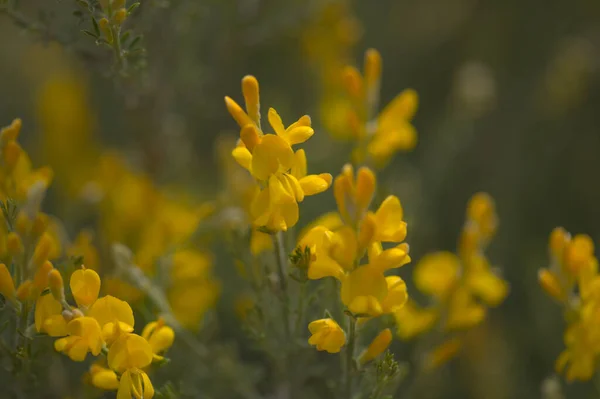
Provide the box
[226,76,332,232]
[336,49,418,167]
[380,276,408,313]
[108,333,154,399]
[359,328,392,364]
[341,266,387,316]
[333,164,376,225]
[142,319,175,356]
[117,368,154,399]
[394,300,437,340]
[308,318,346,353]
[414,252,460,300]
[54,316,103,361]
[34,294,68,336]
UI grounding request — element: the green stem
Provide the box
[272,232,291,339]
[110,24,125,71]
[344,315,357,399]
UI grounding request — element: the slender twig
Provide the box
[272,232,291,339]
[344,315,357,399]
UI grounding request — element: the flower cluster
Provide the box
[0,119,174,398]
[302,164,410,355]
[340,48,419,168]
[538,228,600,381]
[37,266,173,398]
[225,75,333,232]
[395,193,508,367]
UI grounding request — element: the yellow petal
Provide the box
[117,370,133,399]
[232,146,252,172]
[240,124,261,152]
[378,89,418,128]
[282,174,304,202]
[88,295,135,328]
[373,196,406,242]
[108,333,153,372]
[299,174,331,196]
[359,328,392,364]
[242,75,260,126]
[70,268,101,308]
[91,367,119,390]
[251,134,293,181]
[35,293,63,334]
[225,96,252,128]
[341,266,387,316]
[282,126,314,145]
[268,108,286,136]
[291,149,307,179]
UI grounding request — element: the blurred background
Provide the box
[1,0,600,397]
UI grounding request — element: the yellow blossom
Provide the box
[341,266,388,316]
[34,293,68,336]
[54,317,103,361]
[90,364,119,391]
[108,333,155,399]
[308,318,346,353]
[394,300,437,340]
[142,319,175,356]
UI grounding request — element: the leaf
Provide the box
[81,29,98,39]
[128,35,142,49]
[91,16,100,36]
[127,2,140,13]
[120,29,131,44]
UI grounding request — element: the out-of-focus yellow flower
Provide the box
[54,317,103,361]
[359,328,392,364]
[397,192,507,340]
[541,227,600,381]
[168,249,219,329]
[414,252,460,300]
[332,49,418,167]
[423,338,462,371]
[226,76,332,232]
[308,318,346,353]
[394,300,437,340]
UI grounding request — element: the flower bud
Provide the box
[7,232,23,256]
[16,280,32,302]
[15,211,31,237]
[142,319,175,355]
[113,8,127,24]
[242,75,260,126]
[32,213,49,237]
[31,232,52,270]
[0,263,15,300]
[33,260,53,297]
[48,269,65,302]
[355,167,376,218]
[538,269,565,301]
[98,18,113,43]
